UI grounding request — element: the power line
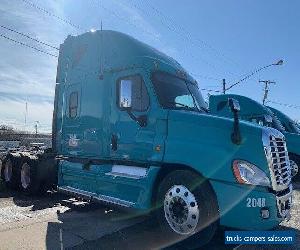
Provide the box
[128,0,241,77]
[0,24,59,50]
[20,0,83,31]
[20,0,240,83]
[18,0,237,88]
[92,0,227,79]
[266,100,300,110]
[0,33,58,57]
[20,0,236,82]
[201,88,221,93]
[225,61,282,91]
[92,0,233,84]
[91,0,237,78]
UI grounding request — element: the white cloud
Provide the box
[0,99,53,133]
[0,0,169,134]
[0,0,72,132]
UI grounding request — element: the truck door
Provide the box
[60,83,98,192]
[110,70,167,164]
[62,83,82,156]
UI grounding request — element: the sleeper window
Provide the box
[69,92,78,118]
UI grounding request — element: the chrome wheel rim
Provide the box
[4,159,13,182]
[164,185,199,235]
[21,163,31,189]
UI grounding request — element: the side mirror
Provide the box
[228,98,240,112]
[119,79,132,109]
[118,79,147,127]
[228,98,242,145]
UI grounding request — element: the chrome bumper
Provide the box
[276,185,293,221]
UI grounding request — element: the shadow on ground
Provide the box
[45,203,146,250]
[0,188,70,211]
[64,217,235,250]
[65,222,300,250]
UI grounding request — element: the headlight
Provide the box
[233,160,271,187]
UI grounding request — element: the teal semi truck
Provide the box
[0,31,293,245]
[210,94,300,181]
[268,106,300,179]
[269,107,300,135]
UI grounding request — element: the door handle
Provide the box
[83,160,91,171]
[111,134,118,151]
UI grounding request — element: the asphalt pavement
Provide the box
[0,183,299,250]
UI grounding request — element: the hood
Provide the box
[165,110,273,181]
[168,109,263,138]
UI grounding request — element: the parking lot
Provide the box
[0,183,299,250]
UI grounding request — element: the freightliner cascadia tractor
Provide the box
[0,31,293,245]
[269,106,300,180]
[210,94,300,182]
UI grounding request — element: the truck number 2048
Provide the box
[246,198,266,208]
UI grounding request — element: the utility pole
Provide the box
[259,80,276,105]
[24,102,28,127]
[34,121,39,135]
[222,79,226,94]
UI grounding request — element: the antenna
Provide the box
[99,20,104,80]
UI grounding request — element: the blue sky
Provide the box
[0,0,299,132]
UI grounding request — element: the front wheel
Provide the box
[154,170,219,248]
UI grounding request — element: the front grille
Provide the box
[262,128,293,220]
[269,135,291,188]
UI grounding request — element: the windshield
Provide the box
[152,71,207,112]
[248,114,285,132]
[271,110,300,134]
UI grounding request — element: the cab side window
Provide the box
[117,75,149,111]
[69,91,78,118]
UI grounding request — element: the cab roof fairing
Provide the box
[56,30,196,85]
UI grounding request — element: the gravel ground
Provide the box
[0,185,299,250]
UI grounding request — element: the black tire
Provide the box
[20,158,42,195]
[290,154,300,182]
[0,158,4,180]
[1,155,21,190]
[154,170,219,248]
